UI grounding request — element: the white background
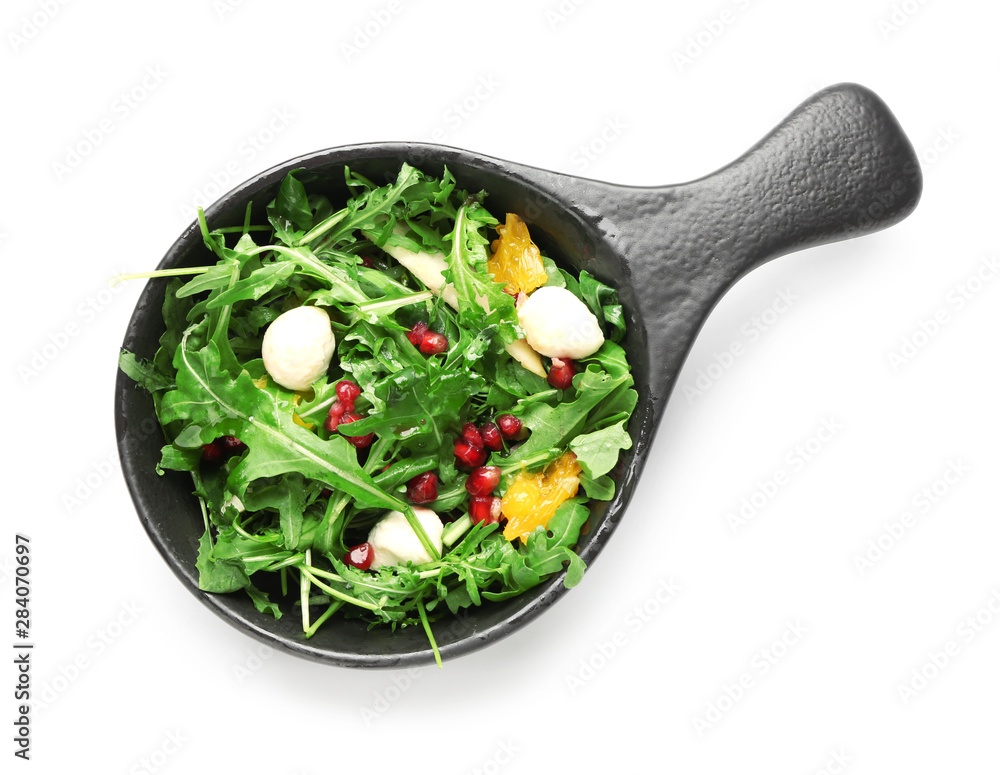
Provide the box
[5,0,998,772]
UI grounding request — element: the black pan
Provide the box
[116,83,921,667]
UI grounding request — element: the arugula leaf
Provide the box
[441,201,520,345]
[580,473,616,501]
[241,474,308,550]
[196,526,250,593]
[175,258,240,298]
[301,163,423,248]
[206,262,296,309]
[579,271,626,343]
[161,330,408,513]
[118,351,173,393]
[274,169,314,231]
[504,364,631,469]
[569,420,633,480]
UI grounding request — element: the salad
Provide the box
[119,163,636,664]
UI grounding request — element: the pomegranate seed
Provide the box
[420,331,448,355]
[407,321,429,346]
[340,411,363,425]
[324,400,347,432]
[469,495,502,525]
[406,471,438,504]
[360,255,375,269]
[465,466,501,497]
[346,434,374,449]
[461,422,484,449]
[200,440,225,465]
[454,439,488,468]
[547,357,576,390]
[218,435,247,456]
[343,542,374,570]
[496,414,522,440]
[339,411,374,448]
[479,421,502,451]
[335,380,361,408]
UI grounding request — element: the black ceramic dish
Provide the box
[117,83,921,667]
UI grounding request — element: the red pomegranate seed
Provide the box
[219,435,247,456]
[200,440,225,465]
[479,421,502,450]
[346,434,374,449]
[339,411,374,448]
[465,466,501,497]
[420,331,448,354]
[360,255,375,269]
[454,439,488,468]
[335,380,361,408]
[343,542,374,570]
[469,495,502,525]
[461,422,484,449]
[496,414,522,440]
[547,357,576,390]
[406,471,438,504]
[324,400,347,432]
[407,321,429,346]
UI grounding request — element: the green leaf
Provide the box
[157,445,200,473]
[119,351,173,393]
[541,256,566,288]
[580,473,615,501]
[308,163,424,248]
[206,262,296,308]
[161,330,408,513]
[242,474,308,550]
[245,584,283,618]
[175,258,240,298]
[441,201,519,344]
[196,527,249,593]
[275,169,314,231]
[569,420,633,479]
[504,364,629,469]
[579,271,626,343]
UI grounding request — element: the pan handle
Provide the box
[675,82,922,276]
[588,83,921,416]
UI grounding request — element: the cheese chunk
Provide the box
[261,306,336,391]
[367,507,444,569]
[517,286,604,359]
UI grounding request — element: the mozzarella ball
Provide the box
[261,306,336,391]
[367,507,444,569]
[517,286,605,359]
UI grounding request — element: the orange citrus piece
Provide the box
[291,393,315,429]
[502,452,581,542]
[489,213,548,294]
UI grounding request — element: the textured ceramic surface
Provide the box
[116,83,921,667]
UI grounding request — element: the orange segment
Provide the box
[291,393,315,429]
[502,452,581,542]
[489,213,548,294]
